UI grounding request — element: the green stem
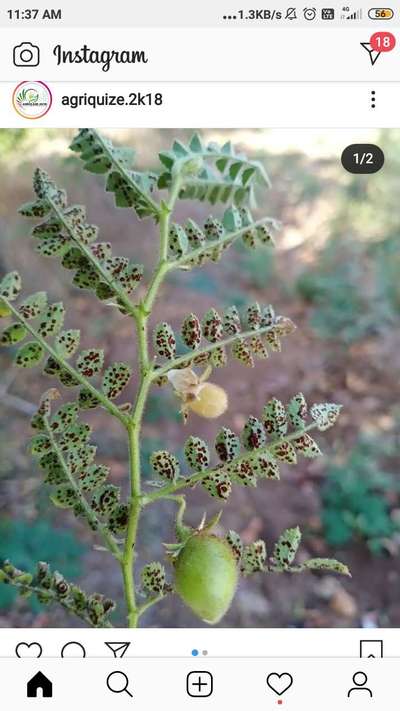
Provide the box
[43,419,122,561]
[137,592,167,619]
[143,423,319,505]
[120,176,182,627]
[4,298,127,425]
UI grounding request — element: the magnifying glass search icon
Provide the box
[106,671,133,698]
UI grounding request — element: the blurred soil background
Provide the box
[0,128,399,628]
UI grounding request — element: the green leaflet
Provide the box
[226,531,243,561]
[78,464,110,492]
[102,362,132,399]
[15,341,44,368]
[273,526,301,568]
[58,422,92,453]
[153,322,176,359]
[91,484,120,515]
[211,345,227,367]
[287,392,308,429]
[230,460,258,487]
[263,398,288,438]
[108,504,129,534]
[150,451,180,482]
[37,302,65,338]
[30,434,52,456]
[293,433,322,458]
[202,470,232,500]
[215,427,241,462]
[201,308,223,343]
[18,291,48,319]
[35,235,71,258]
[301,558,351,576]
[181,313,202,350]
[39,451,67,485]
[246,302,262,330]
[184,436,210,472]
[168,224,188,258]
[223,305,241,335]
[241,416,266,451]
[241,540,267,576]
[1,323,27,346]
[253,453,280,480]
[18,198,51,218]
[78,388,101,410]
[50,403,79,433]
[67,445,97,474]
[76,349,104,378]
[141,562,166,594]
[0,271,22,301]
[50,485,79,509]
[272,441,297,464]
[55,329,81,359]
[310,403,342,431]
[231,339,254,367]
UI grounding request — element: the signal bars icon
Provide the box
[341,7,363,20]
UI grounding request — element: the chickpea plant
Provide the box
[0,130,349,628]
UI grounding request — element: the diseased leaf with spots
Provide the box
[241,540,267,576]
[215,427,241,462]
[91,484,120,515]
[55,329,81,359]
[15,341,44,368]
[18,291,48,319]
[273,527,301,568]
[1,323,27,346]
[102,362,132,399]
[50,403,79,433]
[78,388,100,410]
[202,470,232,500]
[184,436,210,471]
[78,464,109,492]
[150,451,180,482]
[76,349,104,377]
[310,403,342,431]
[37,302,65,338]
[58,422,92,453]
[50,485,79,509]
[0,271,22,301]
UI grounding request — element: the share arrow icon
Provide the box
[105,642,131,658]
[360,42,382,66]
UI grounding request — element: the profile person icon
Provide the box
[347,672,373,698]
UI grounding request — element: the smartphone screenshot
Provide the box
[0,0,399,707]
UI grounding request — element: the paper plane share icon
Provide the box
[105,642,131,658]
[360,42,382,66]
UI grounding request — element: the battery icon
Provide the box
[368,8,394,19]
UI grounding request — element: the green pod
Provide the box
[174,533,238,624]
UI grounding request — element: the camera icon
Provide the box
[13,42,40,67]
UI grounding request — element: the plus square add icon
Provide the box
[186,671,213,697]
[27,671,53,698]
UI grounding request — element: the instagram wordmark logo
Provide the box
[12,81,52,119]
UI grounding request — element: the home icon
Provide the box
[27,671,53,698]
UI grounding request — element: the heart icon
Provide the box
[15,642,43,658]
[266,672,293,696]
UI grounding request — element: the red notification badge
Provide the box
[370,31,396,52]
